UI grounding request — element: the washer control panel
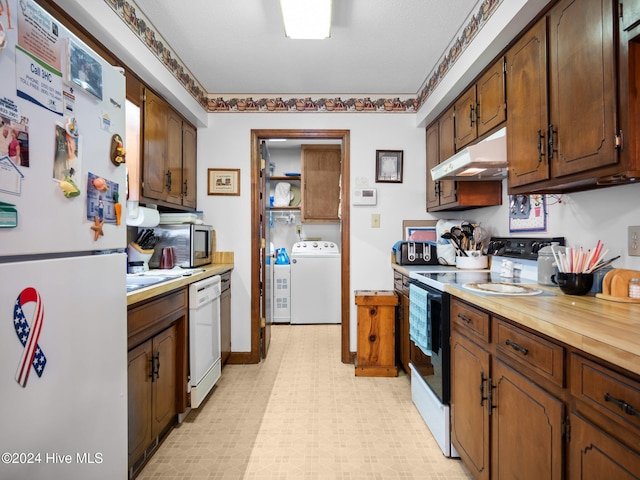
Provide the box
[291,241,340,255]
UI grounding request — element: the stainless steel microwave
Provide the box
[148,224,214,268]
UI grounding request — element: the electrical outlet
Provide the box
[296,224,302,234]
[371,214,381,228]
[630,226,640,256]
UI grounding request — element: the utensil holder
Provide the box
[127,242,154,271]
[456,255,488,270]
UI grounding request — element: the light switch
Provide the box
[371,214,380,228]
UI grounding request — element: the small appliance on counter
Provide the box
[394,241,438,265]
[148,224,214,268]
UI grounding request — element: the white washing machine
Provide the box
[290,241,341,324]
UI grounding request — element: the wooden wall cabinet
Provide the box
[508,0,623,194]
[127,289,188,477]
[426,98,502,212]
[301,145,341,222]
[142,89,197,210]
[454,58,506,150]
[616,0,640,187]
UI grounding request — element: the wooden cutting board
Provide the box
[596,268,640,302]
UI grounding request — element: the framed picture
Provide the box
[376,150,403,183]
[68,40,103,100]
[208,168,240,196]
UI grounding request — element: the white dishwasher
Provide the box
[189,275,222,408]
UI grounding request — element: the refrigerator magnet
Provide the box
[110,134,126,166]
[90,215,104,241]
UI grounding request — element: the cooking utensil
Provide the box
[441,232,467,256]
[588,255,621,273]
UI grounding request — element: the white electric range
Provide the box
[404,236,564,457]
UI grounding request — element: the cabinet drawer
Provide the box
[571,354,640,433]
[494,319,564,387]
[451,298,490,343]
[128,289,187,347]
[393,271,409,296]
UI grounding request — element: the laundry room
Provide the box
[266,140,342,325]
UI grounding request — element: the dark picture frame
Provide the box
[375,150,403,183]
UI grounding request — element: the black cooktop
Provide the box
[486,236,565,260]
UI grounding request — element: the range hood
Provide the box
[431,127,507,181]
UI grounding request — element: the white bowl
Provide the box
[456,255,488,270]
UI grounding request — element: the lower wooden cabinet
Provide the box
[127,325,177,466]
[451,330,490,480]
[220,271,231,365]
[451,297,640,479]
[568,412,640,480]
[393,270,410,376]
[127,288,188,478]
[452,299,564,480]
[491,358,564,480]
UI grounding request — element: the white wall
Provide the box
[469,182,640,271]
[198,113,430,352]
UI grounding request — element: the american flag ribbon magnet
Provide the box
[13,287,47,387]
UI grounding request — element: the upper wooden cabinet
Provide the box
[142,89,197,210]
[506,17,550,188]
[617,1,640,185]
[454,58,506,150]
[426,106,502,212]
[548,0,617,178]
[508,0,623,194]
[426,107,456,210]
[301,145,341,222]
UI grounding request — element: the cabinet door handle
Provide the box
[604,393,640,418]
[149,356,155,382]
[165,170,172,191]
[183,179,188,196]
[488,378,497,415]
[469,104,475,127]
[457,313,472,324]
[537,129,545,164]
[480,371,488,407]
[547,124,555,160]
[505,339,529,356]
[153,352,160,380]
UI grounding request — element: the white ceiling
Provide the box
[132,0,480,96]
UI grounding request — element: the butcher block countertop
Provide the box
[127,263,234,306]
[392,264,640,378]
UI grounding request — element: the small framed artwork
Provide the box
[68,40,103,100]
[208,168,241,196]
[376,150,403,183]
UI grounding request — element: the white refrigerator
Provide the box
[0,1,127,478]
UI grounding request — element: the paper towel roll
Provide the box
[126,206,160,227]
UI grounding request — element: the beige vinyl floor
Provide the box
[137,324,473,479]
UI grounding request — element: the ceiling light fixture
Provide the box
[280,0,332,39]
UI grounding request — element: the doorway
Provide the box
[250,129,352,363]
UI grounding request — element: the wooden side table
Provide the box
[355,290,399,377]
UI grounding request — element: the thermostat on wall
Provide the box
[353,188,377,205]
